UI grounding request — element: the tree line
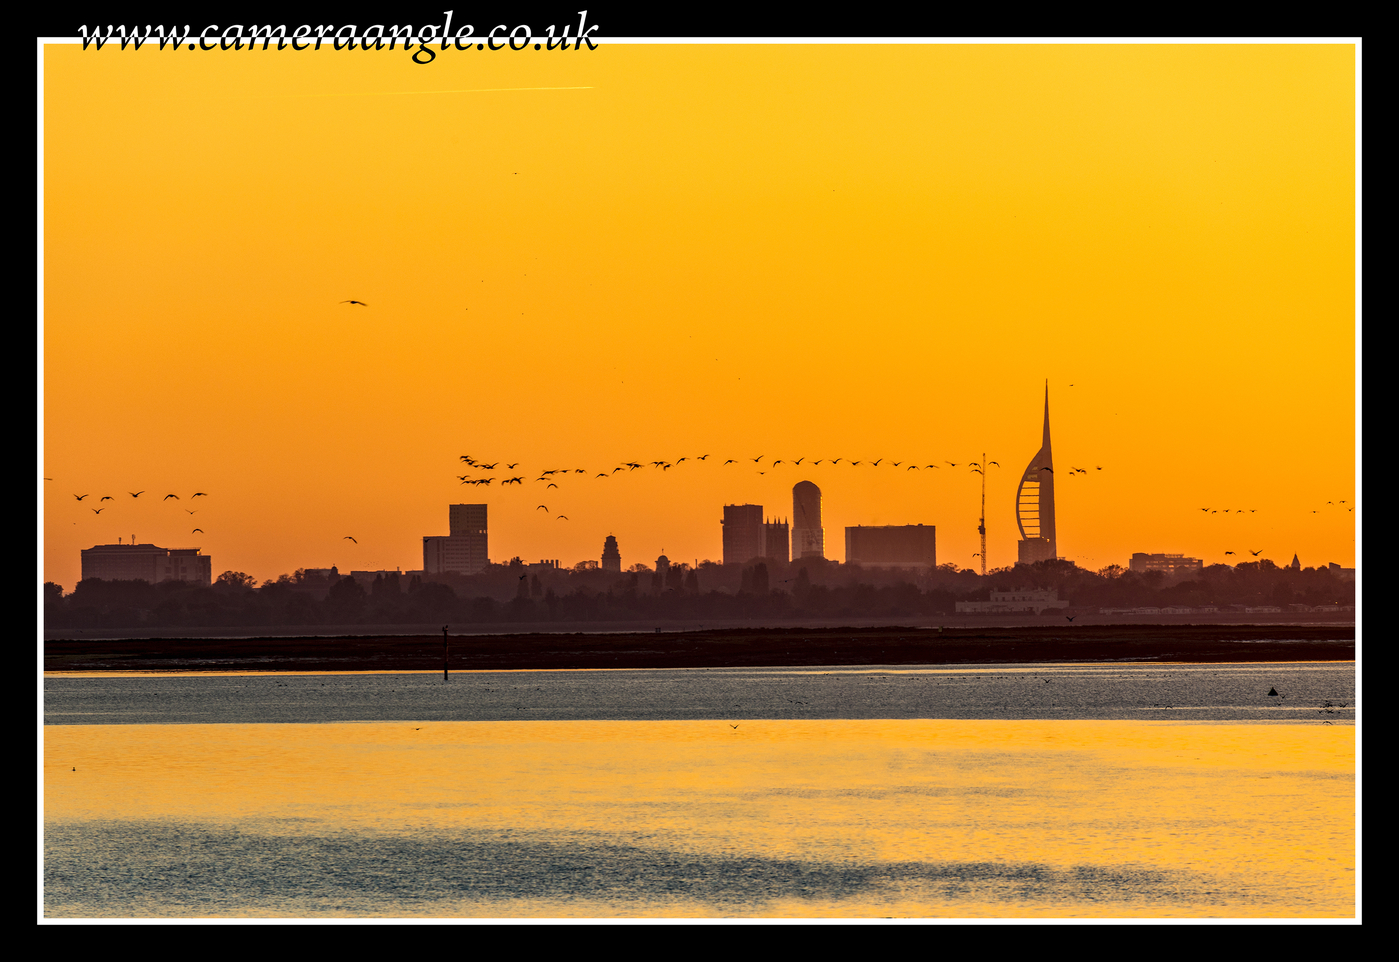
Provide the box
[44,556,1354,630]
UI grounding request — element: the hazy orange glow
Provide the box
[42,43,1356,587]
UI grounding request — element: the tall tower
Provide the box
[791,481,824,559]
[721,504,765,565]
[601,535,621,573]
[1015,382,1057,564]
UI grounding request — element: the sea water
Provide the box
[42,663,1356,919]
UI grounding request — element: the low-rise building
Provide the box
[956,587,1068,614]
[80,542,212,586]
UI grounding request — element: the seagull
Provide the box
[164,494,179,500]
[185,509,197,515]
[100,496,114,501]
[1249,549,1263,556]
[129,491,144,498]
[1224,550,1235,555]
[556,515,568,520]
[344,536,357,543]
[537,505,549,512]
[74,494,88,501]
[724,460,735,465]
[192,528,203,533]
[872,459,883,466]
[547,483,558,489]
[340,300,368,306]
[192,492,208,498]
[91,507,104,514]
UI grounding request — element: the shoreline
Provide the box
[44,623,1355,674]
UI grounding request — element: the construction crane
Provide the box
[970,453,998,577]
[977,452,987,576]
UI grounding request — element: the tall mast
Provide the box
[978,451,987,577]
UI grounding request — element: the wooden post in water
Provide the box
[443,624,449,681]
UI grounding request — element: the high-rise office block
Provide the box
[601,535,622,573]
[845,525,937,569]
[791,481,824,559]
[424,504,489,575]
[722,504,765,566]
[764,519,789,563]
[80,542,212,585]
[1016,382,1057,564]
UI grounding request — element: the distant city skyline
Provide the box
[42,44,1355,588]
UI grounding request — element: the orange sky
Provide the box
[41,41,1356,588]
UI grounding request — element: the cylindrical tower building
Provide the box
[791,481,825,559]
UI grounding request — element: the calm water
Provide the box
[42,663,1356,919]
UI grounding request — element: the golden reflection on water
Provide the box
[44,720,1354,918]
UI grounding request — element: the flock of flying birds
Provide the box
[448,453,1060,537]
[57,487,213,536]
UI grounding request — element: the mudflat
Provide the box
[44,624,1354,673]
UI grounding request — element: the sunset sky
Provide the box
[41,40,1356,588]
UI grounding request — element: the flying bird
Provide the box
[1224,551,1235,555]
[556,515,568,520]
[129,491,144,497]
[192,528,203,533]
[164,494,179,500]
[192,492,208,498]
[537,505,549,512]
[1249,549,1263,557]
[74,494,88,501]
[340,300,368,306]
[91,507,104,514]
[547,483,558,489]
[344,536,357,543]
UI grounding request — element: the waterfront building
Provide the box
[764,518,790,563]
[791,481,825,559]
[1016,381,1058,564]
[1128,553,1204,579]
[423,504,489,575]
[722,504,765,566]
[955,587,1069,614]
[844,524,937,569]
[80,542,212,586]
[601,535,621,573]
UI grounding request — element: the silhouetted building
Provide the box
[656,552,671,581]
[845,525,937,569]
[1290,553,1301,570]
[80,543,212,586]
[1129,553,1203,579]
[722,504,765,565]
[791,481,824,559]
[423,503,489,575]
[956,588,1068,613]
[765,518,789,563]
[1328,562,1355,581]
[1016,381,1057,564]
[601,535,621,573]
